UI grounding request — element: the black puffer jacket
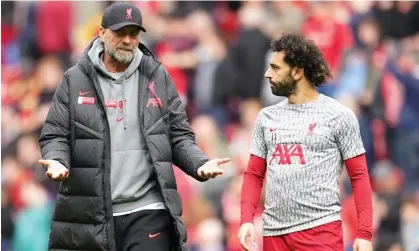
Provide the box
[39,40,209,251]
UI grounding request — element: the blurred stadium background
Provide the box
[1,1,419,251]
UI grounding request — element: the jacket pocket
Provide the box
[145,113,169,136]
[75,121,103,140]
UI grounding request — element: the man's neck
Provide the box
[103,52,129,73]
[288,80,319,105]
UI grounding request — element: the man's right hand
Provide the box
[39,159,69,181]
[238,222,256,251]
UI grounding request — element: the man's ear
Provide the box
[291,67,304,81]
[99,27,106,41]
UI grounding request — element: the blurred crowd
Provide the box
[2,1,419,251]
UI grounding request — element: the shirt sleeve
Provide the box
[249,111,268,159]
[241,154,267,225]
[345,154,373,241]
[335,108,366,160]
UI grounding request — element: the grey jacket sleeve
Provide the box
[39,72,71,169]
[164,69,210,181]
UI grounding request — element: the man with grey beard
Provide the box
[38,2,230,251]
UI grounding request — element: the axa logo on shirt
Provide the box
[147,81,163,108]
[269,144,306,165]
[147,98,163,108]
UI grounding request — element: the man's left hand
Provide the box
[197,158,230,179]
[353,238,373,251]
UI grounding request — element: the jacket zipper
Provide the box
[87,66,115,251]
[140,70,182,250]
[139,75,148,130]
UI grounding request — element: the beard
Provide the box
[104,42,134,65]
[269,74,297,97]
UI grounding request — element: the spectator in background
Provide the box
[401,195,419,251]
[194,218,225,251]
[158,10,226,115]
[16,133,41,170]
[383,50,419,192]
[1,188,15,250]
[228,99,263,171]
[191,115,234,216]
[173,165,217,248]
[189,10,226,115]
[12,180,53,251]
[260,2,303,107]
[371,161,404,251]
[223,99,265,251]
[303,2,353,97]
[1,155,33,211]
[336,16,385,101]
[373,1,419,40]
[1,107,21,147]
[223,172,264,251]
[303,2,351,74]
[212,2,271,126]
[35,1,73,68]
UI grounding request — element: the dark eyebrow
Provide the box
[270,63,280,69]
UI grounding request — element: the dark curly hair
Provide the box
[270,33,332,87]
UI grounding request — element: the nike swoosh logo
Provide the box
[148,232,161,238]
[270,128,276,132]
[79,91,92,96]
[116,117,123,122]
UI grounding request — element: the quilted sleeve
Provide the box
[39,72,72,169]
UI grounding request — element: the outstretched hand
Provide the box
[197,158,230,179]
[39,159,69,181]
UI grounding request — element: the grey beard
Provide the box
[104,43,134,65]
